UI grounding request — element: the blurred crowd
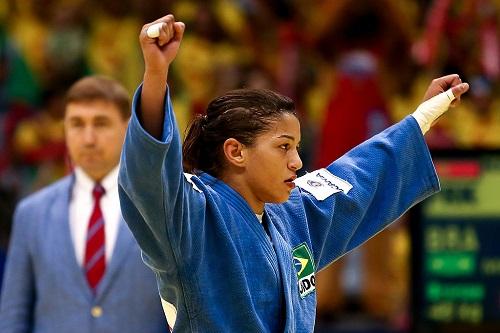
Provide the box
[0,0,499,332]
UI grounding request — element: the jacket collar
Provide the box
[198,172,258,223]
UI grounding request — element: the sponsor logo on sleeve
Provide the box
[293,168,353,200]
[306,180,323,187]
[292,243,316,298]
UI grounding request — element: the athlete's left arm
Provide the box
[298,115,437,271]
[297,75,469,271]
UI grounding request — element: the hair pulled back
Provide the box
[183,88,296,177]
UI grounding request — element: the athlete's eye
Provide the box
[280,144,290,151]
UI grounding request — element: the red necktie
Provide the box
[84,183,106,292]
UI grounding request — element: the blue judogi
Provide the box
[119,86,439,332]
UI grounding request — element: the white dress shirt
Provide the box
[69,166,121,266]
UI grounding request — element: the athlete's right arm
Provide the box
[139,14,185,140]
[118,15,205,273]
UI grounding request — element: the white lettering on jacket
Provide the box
[294,168,352,200]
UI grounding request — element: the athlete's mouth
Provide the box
[285,175,297,188]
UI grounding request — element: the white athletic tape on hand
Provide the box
[445,89,455,101]
[412,88,455,134]
[146,23,164,38]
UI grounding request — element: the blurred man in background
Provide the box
[0,76,166,333]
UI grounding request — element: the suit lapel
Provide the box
[53,175,94,301]
[95,217,135,300]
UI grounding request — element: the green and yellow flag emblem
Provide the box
[292,243,316,298]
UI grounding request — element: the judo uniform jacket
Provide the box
[118,87,440,332]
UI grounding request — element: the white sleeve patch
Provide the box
[161,297,177,330]
[183,173,202,192]
[293,168,353,200]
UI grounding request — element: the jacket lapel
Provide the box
[53,175,94,301]
[95,217,135,300]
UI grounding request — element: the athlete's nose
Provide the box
[289,150,303,171]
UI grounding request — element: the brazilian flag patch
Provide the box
[292,243,316,298]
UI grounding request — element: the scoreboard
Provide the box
[411,151,500,333]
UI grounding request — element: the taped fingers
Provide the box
[145,15,175,40]
[146,23,164,38]
[445,89,455,101]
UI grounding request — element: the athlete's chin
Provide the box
[268,192,292,204]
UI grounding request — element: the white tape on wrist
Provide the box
[146,23,163,38]
[412,88,455,134]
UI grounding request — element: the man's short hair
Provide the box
[65,75,131,119]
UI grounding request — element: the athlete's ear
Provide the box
[223,138,246,167]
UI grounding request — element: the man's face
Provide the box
[64,100,128,181]
[242,113,303,207]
